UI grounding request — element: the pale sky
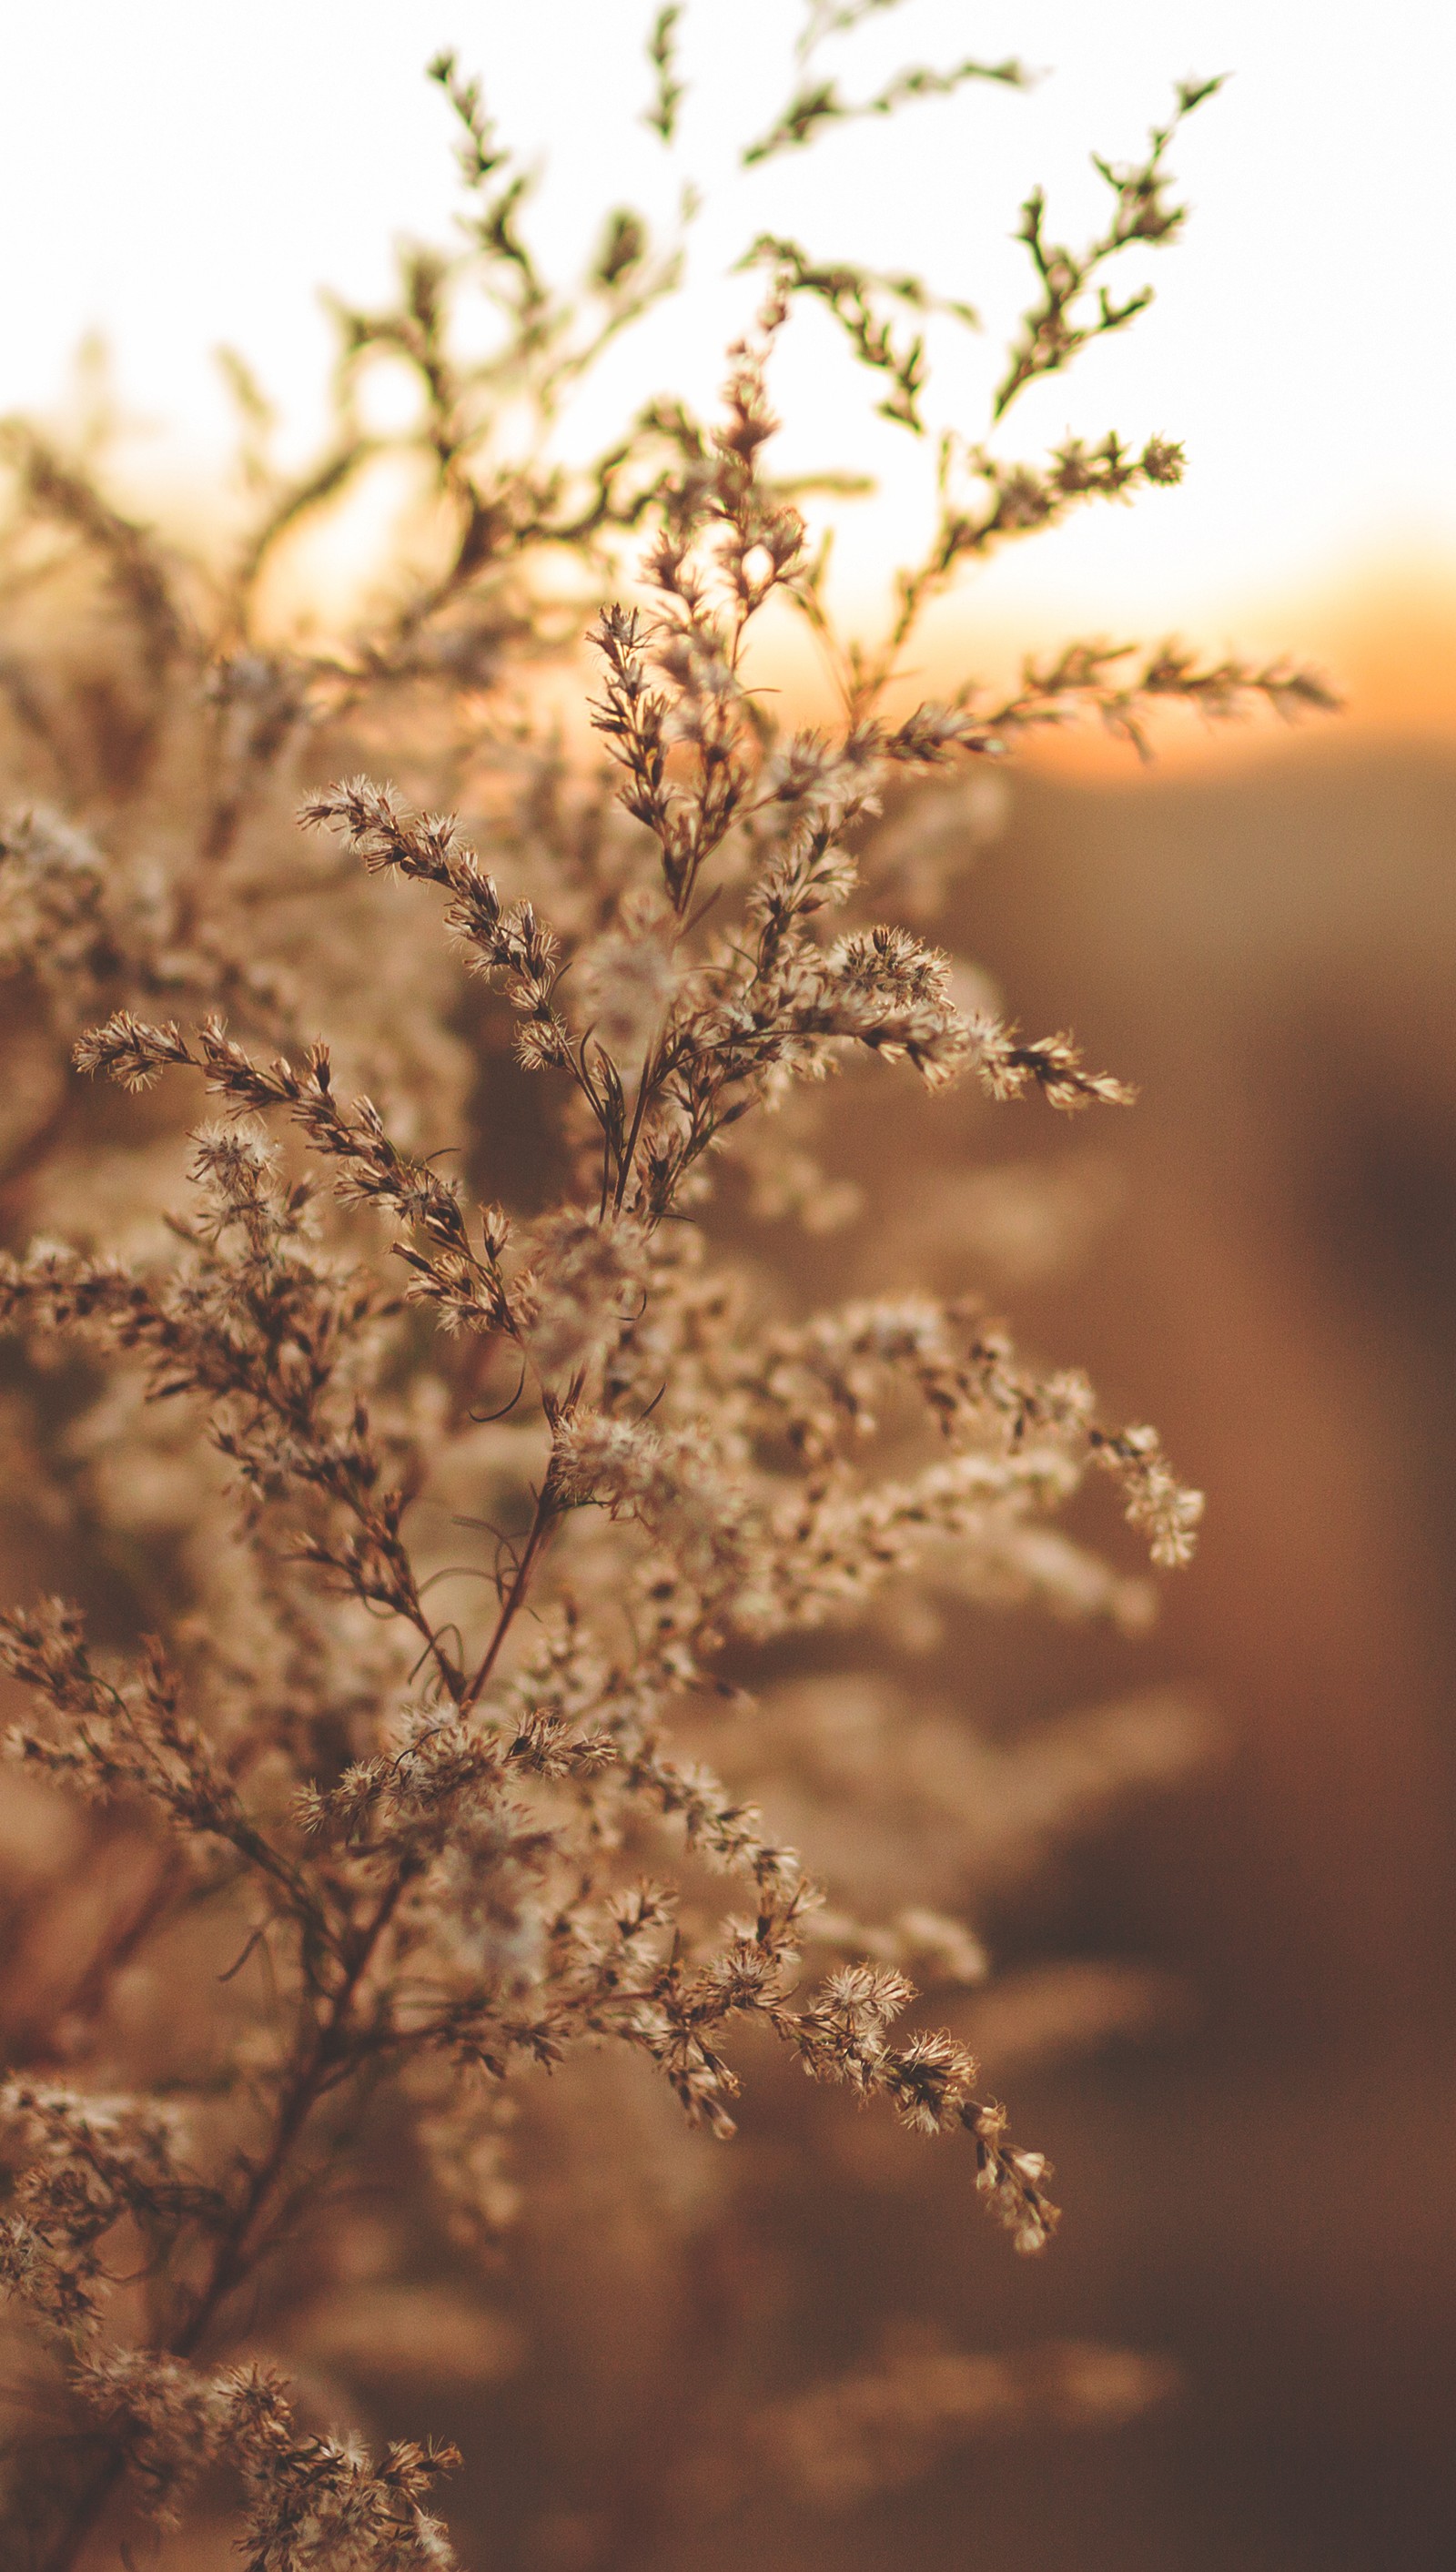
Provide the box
[2,2,1451,704]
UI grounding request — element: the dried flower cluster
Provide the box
[0,11,1330,2566]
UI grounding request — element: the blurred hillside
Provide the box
[969,735,1456,2037]
[774,732,1456,2572]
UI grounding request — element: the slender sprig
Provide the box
[994,76,1225,421]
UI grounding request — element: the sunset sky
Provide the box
[3,1,1451,739]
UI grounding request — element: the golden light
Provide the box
[4,1,1451,750]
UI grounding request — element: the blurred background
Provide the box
[2,5,1453,2566]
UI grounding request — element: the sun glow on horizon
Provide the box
[3,0,1451,750]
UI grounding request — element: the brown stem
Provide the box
[460,1480,558,1710]
[612,1036,661,1215]
[181,1869,411,2354]
[39,1871,410,2572]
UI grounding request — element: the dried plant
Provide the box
[0,12,1331,2567]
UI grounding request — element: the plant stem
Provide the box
[39,1872,410,2572]
[460,1479,557,1709]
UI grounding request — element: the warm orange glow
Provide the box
[1286,570,1456,744]
[3,1,1451,763]
[989,564,1456,779]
